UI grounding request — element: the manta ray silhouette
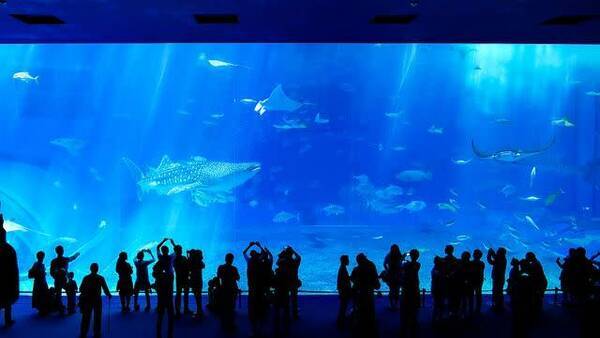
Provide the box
[471,137,555,163]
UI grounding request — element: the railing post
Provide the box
[553,287,559,305]
[421,288,426,307]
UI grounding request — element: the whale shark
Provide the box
[471,137,555,163]
[254,84,303,116]
[122,155,260,207]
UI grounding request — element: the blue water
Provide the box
[1,44,600,291]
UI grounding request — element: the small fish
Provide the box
[13,71,39,83]
[476,201,487,210]
[428,125,444,134]
[322,204,345,216]
[50,138,86,156]
[176,109,191,116]
[449,198,460,209]
[438,203,458,213]
[248,199,259,208]
[494,118,512,125]
[377,143,384,152]
[89,167,103,182]
[273,119,307,130]
[585,91,600,96]
[211,113,225,119]
[520,196,541,202]
[238,98,258,104]
[56,236,78,244]
[207,59,248,68]
[474,65,482,71]
[456,234,471,241]
[396,170,432,182]
[391,145,406,151]
[524,215,540,230]
[529,166,537,188]
[443,220,456,227]
[272,211,299,224]
[385,112,403,118]
[314,113,330,124]
[372,235,384,240]
[506,224,517,232]
[500,184,516,197]
[449,189,459,197]
[397,200,427,213]
[72,203,79,211]
[202,120,217,126]
[551,118,575,128]
[452,158,472,165]
[545,189,565,206]
[98,220,107,228]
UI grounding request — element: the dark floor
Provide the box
[0,294,594,338]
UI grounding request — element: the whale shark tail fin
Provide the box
[122,157,145,200]
[471,140,492,159]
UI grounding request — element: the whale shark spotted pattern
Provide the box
[122,155,260,207]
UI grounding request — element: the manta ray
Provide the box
[254,84,303,116]
[471,137,555,163]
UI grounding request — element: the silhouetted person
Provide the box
[277,246,302,319]
[382,244,403,310]
[350,253,380,338]
[0,214,18,327]
[50,244,80,313]
[244,241,270,336]
[78,263,111,338]
[188,249,205,317]
[556,248,574,304]
[401,249,420,338]
[134,249,155,312]
[154,255,175,338]
[523,252,547,314]
[443,244,459,316]
[66,272,78,314]
[337,255,352,328]
[28,251,49,315]
[458,251,472,317]
[217,253,240,331]
[487,247,507,312]
[116,252,134,312]
[471,249,485,314]
[173,245,191,317]
[431,256,444,323]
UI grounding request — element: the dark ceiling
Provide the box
[1,0,600,43]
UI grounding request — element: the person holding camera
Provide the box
[134,248,155,312]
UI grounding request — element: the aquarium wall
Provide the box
[1,44,599,291]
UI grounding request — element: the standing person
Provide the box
[0,214,19,327]
[50,245,80,313]
[154,256,175,338]
[188,249,205,317]
[337,255,352,328]
[457,251,472,317]
[243,241,269,336]
[66,272,79,315]
[134,249,155,312]
[487,247,507,312]
[217,253,240,331]
[400,249,421,338]
[116,252,134,312]
[78,263,112,338]
[382,244,403,310]
[278,246,302,319]
[350,253,380,338]
[430,256,444,323]
[443,245,459,317]
[28,251,49,315]
[470,249,485,314]
[173,245,191,317]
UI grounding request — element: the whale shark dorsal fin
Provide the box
[158,155,173,169]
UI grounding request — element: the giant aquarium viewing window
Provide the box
[1,44,600,291]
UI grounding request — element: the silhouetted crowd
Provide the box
[1,213,600,338]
